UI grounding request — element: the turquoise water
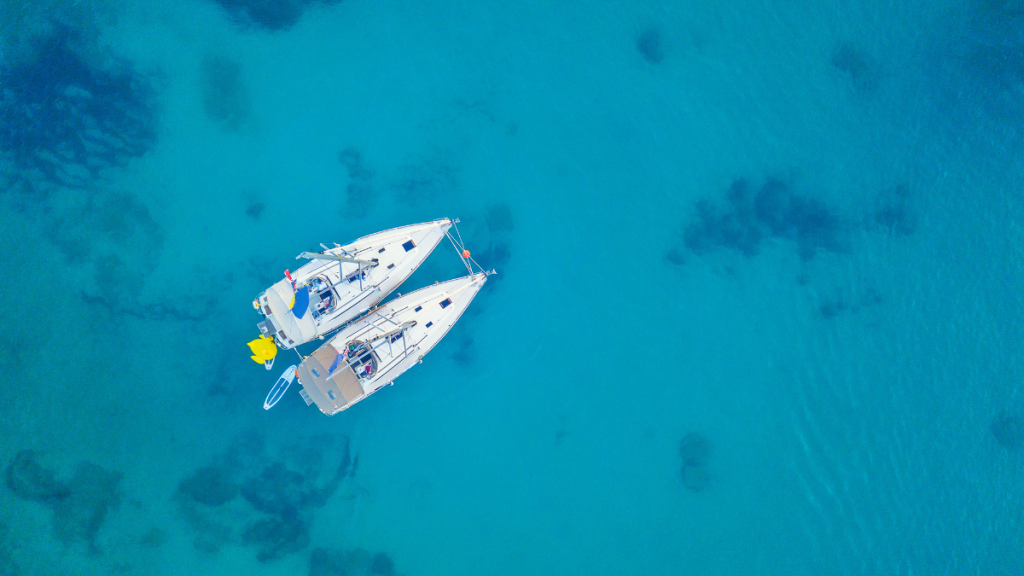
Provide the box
[2,0,1023,574]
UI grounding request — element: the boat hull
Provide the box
[254,219,452,349]
[297,272,488,415]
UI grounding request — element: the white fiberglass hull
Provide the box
[254,219,452,349]
[297,272,488,415]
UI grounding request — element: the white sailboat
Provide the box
[249,219,453,366]
[295,267,492,416]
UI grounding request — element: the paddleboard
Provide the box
[264,365,297,410]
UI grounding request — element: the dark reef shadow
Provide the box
[637,28,664,64]
[201,54,249,130]
[339,148,375,218]
[175,432,355,562]
[677,177,847,262]
[991,411,1024,450]
[5,450,122,553]
[0,21,157,190]
[830,43,883,91]
[210,0,344,32]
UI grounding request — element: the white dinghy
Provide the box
[249,219,453,366]
[295,264,492,415]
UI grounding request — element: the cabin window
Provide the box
[414,306,422,312]
[440,298,452,309]
[387,263,395,269]
[311,369,321,378]
[425,321,433,328]
[378,247,386,253]
[402,240,416,252]
[327,390,336,400]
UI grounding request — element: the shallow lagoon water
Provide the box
[1,1,1023,574]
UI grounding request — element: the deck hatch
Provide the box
[440,298,452,309]
[402,240,416,252]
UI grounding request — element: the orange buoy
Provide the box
[462,249,471,258]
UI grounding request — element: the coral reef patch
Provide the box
[178,466,238,507]
[817,287,883,319]
[211,0,344,32]
[991,412,1024,450]
[872,184,916,236]
[309,547,399,576]
[5,450,122,551]
[340,148,375,218]
[678,432,712,492]
[5,450,70,504]
[938,2,1024,121]
[0,522,17,576]
[246,201,266,219]
[680,178,846,261]
[390,155,458,206]
[176,432,354,562]
[637,28,664,64]
[830,43,881,90]
[485,203,514,233]
[449,334,475,365]
[0,21,157,190]
[201,55,249,130]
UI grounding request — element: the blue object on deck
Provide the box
[292,286,309,319]
[328,351,344,374]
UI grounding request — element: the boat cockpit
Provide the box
[308,275,338,319]
[343,341,378,380]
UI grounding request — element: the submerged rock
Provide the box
[212,0,343,32]
[178,466,238,507]
[485,203,514,232]
[309,547,396,576]
[51,462,122,548]
[4,451,121,549]
[5,450,70,503]
[637,29,664,64]
[178,434,353,562]
[370,552,396,575]
[0,22,156,189]
[242,513,310,563]
[681,464,711,492]
[240,462,306,517]
[678,432,711,468]
[679,432,712,492]
[992,412,1024,450]
[201,55,249,130]
[682,177,845,261]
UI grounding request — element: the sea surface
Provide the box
[1,0,1023,574]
